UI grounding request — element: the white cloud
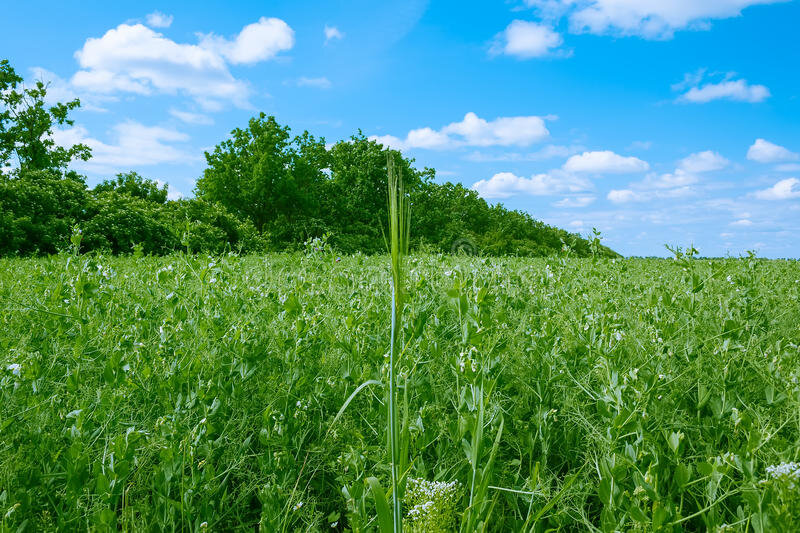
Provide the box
[492,20,563,58]
[642,169,698,189]
[53,121,198,174]
[370,112,551,151]
[754,178,800,200]
[563,150,649,173]
[731,218,754,226]
[71,18,293,110]
[296,76,332,89]
[526,0,788,39]
[675,70,770,103]
[324,25,344,44]
[472,170,590,199]
[747,138,799,163]
[682,79,770,103]
[607,189,644,203]
[678,150,729,173]
[554,196,596,207]
[605,152,726,203]
[444,112,551,147]
[145,11,173,29]
[198,17,294,65]
[169,108,214,125]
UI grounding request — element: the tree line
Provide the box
[0,59,617,257]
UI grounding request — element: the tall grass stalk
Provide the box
[386,155,410,532]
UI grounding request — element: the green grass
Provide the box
[1,251,799,531]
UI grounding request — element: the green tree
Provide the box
[0,59,90,172]
[94,172,169,204]
[195,113,329,241]
[325,134,429,253]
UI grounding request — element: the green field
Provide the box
[1,252,799,531]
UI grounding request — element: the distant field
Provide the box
[1,253,799,531]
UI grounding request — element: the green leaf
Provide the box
[366,477,393,533]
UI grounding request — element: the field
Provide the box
[1,251,799,531]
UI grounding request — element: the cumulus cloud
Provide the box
[606,150,726,203]
[296,76,332,89]
[491,20,563,58]
[70,18,294,110]
[754,178,800,200]
[674,70,770,103]
[678,150,729,173]
[198,17,294,65]
[370,112,551,151]
[145,11,173,29]
[53,121,198,174]
[563,150,649,173]
[524,0,788,39]
[747,139,799,163]
[324,25,344,44]
[472,170,590,199]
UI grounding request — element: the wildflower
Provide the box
[293,501,304,511]
[7,363,20,376]
[765,462,800,488]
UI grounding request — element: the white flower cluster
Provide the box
[405,477,461,531]
[765,462,800,488]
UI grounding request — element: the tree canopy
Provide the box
[0,58,618,258]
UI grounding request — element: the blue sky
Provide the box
[2,0,799,257]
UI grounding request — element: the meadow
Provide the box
[1,249,799,531]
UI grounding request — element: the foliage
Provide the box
[94,172,168,204]
[0,59,90,171]
[195,113,329,241]
[0,58,615,259]
[1,252,798,530]
[0,169,88,255]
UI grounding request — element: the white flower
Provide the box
[293,501,304,511]
[765,462,800,488]
[7,363,21,376]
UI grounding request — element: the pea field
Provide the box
[1,250,799,531]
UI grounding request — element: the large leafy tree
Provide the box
[195,113,329,240]
[325,134,429,253]
[0,59,90,172]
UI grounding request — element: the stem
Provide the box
[389,283,402,532]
